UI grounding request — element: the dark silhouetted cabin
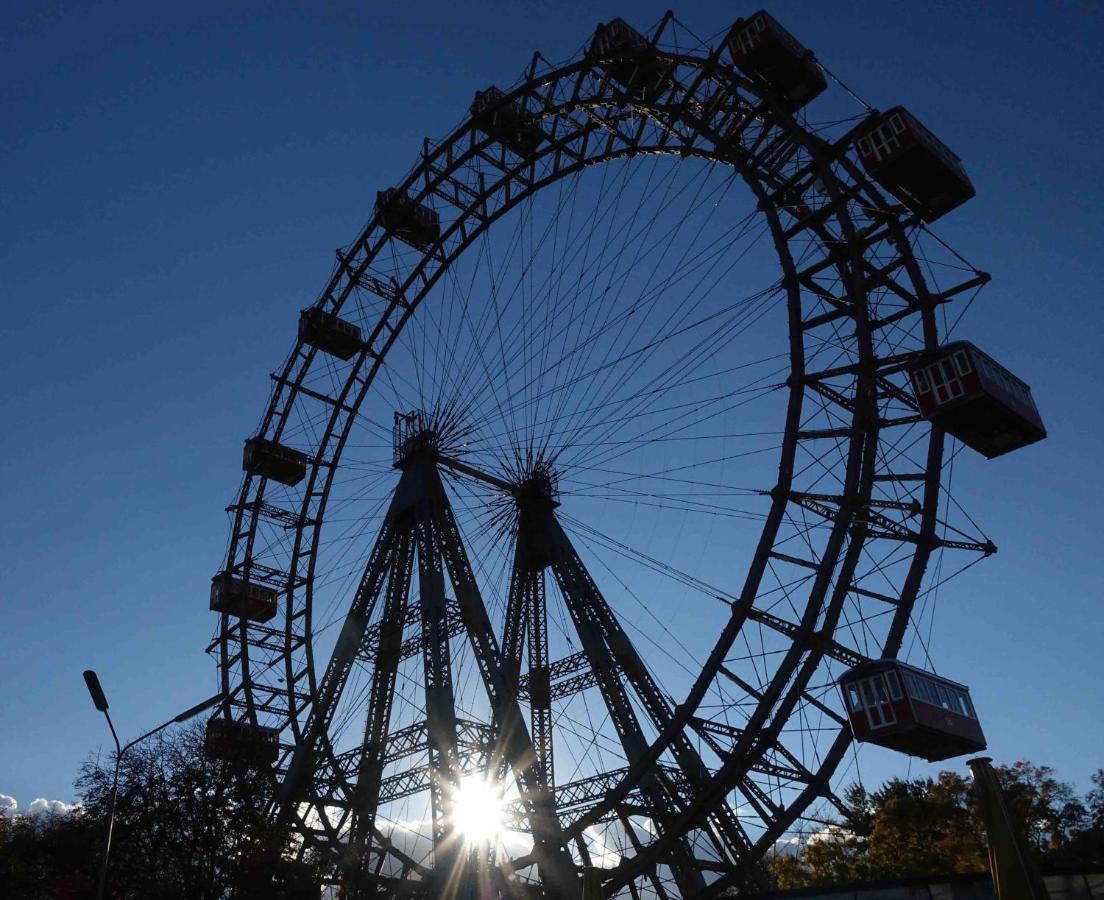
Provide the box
[909,341,1046,458]
[855,107,975,222]
[210,572,278,623]
[839,660,986,762]
[243,437,308,486]
[375,189,441,250]
[204,717,280,767]
[727,11,826,111]
[298,308,364,361]
[589,18,670,99]
[471,87,545,156]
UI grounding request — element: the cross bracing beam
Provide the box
[689,717,854,832]
[691,718,810,783]
[500,765,693,829]
[380,718,495,766]
[515,649,618,702]
[378,745,492,806]
[333,718,498,796]
[527,650,589,684]
[238,560,305,589]
[717,664,848,729]
[545,668,604,701]
[357,597,465,665]
[745,607,867,670]
[783,491,994,555]
[225,499,311,529]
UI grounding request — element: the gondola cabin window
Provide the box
[845,670,904,729]
[900,670,976,718]
[857,112,907,163]
[732,13,767,56]
[589,18,648,58]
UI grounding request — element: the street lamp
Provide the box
[82,670,223,900]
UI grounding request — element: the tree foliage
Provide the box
[77,721,277,899]
[767,762,1104,890]
[0,722,274,899]
[3,741,1102,897]
[0,807,99,899]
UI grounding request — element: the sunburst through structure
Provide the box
[451,776,506,847]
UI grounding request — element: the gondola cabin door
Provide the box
[844,669,907,736]
[926,352,969,406]
[858,675,895,729]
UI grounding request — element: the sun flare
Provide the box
[451,776,504,845]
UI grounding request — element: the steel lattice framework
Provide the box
[209,12,996,898]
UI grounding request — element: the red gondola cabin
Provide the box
[909,341,1046,459]
[299,307,364,361]
[727,11,826,111]
[471,86,545,156]
[243,437,308,486]
[839,660,986,762]
[210,571,278,623]
[589,18,670,100]
[854,107,975,222]
[375,189,441,251]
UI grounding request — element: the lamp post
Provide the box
[82,670,223,900]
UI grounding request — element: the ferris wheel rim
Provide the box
[210,17,987,890]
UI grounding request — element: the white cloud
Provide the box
[808,824,853,843]
[27,798,78,817]
[0,794,16,816]
[583,824,623,869]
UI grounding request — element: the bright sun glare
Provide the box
[451,776,504,845]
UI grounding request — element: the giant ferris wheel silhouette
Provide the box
[202,11,1046,898]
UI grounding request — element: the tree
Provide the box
[863,772,986,878]
[993,761,1084,857]
[771,760,1104,890]
[1053,769,1104,867]
[4,745,1101,897]
[0,807,99,899]
[767,850,814,890]
[73,721,274,899]
[0,721,330,899]
[1087,770,1104,831]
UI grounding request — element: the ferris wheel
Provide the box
[204,11,1045,898]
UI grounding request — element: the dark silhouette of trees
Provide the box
[768,763,1104,889]
[0,806,99,899]
[0,722,274,899]
[1053,769,1104,867]
[2,741,1101,897]
[76,721,276,899]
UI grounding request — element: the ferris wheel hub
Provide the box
[513,462,560,510]
[392,409,439,467]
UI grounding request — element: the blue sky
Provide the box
[1,0,1102,814]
